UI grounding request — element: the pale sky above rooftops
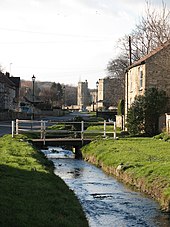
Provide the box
[0,0,169,88]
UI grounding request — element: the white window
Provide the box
[130,71,133,92]
[138,67,143,89]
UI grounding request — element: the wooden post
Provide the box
[104,120,106,137]
[40,120,43,139]
[129,36,132,66]
[16,119,19,135]
[114,122,116,139]
[43,121,46,146]
[12,121,15,138]
[81,121,84,142]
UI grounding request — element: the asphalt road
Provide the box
[0,121,12,137]
[40,111,91,122]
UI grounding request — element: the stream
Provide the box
[42,147,170,227]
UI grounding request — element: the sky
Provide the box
[0,0,169,88]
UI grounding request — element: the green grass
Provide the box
[84,125,122,138]
[46,122,117,139]
[48,124,71,130]
[86,125,114,131]
[0,134,88,227]
[81,137,170,210]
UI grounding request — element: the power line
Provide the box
[0,26,115,41]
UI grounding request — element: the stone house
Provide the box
[97,77,124,110]
[0,72,20,111]
[125,40,170,117]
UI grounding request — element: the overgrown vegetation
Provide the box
[0,134,88,227]
[81,136,170,211]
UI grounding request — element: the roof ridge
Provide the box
[129,39,170,69]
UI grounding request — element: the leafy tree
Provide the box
[144,87,168,135]
[117,99,125,116]
[126,87,168,136]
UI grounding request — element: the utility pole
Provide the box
[32,75,36,120]
[129,36,132,66]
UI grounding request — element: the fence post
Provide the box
[16,119,19,135]
[43,121,46,146]
[40,120,43,139]
[12,121,15,138]
[104,120,106,137]
[114,122,116,139]
[81,121,84,141]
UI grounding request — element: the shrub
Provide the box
[126,88,168,136]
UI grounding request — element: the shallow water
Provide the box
[42,147,170,227]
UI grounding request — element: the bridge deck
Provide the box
[32,138,92,142]
[31,137,92,148]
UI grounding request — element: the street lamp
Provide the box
[96,81,99,114]
[32,75,36,120]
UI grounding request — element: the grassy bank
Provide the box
[81,137,170,211]
[0,134,88,227]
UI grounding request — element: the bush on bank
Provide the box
[0,134,88,227]
[81,137,170,211]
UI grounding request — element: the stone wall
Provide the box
[98,78,124,110]
[0,109,64,121]
[146,44,170,111]
[125,42,170,116]
[116,115,123,128]
[0,112,30,121]
[125,64,146,116]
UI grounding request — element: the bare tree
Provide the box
[64,85,77,106]
[0,65,4,73]
[39,82,63,108]
[39,87,52,105]
[50,82,63,107]
[118,1,170,62]
[107,55,129,79]
[106,1,170,109]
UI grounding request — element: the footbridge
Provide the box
[12,119,117,149]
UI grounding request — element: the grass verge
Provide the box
[81,137,170,211]
[0,134,88,227]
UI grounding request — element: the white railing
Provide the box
[12,119,117,142]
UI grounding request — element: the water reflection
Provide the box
[42,147,170,227]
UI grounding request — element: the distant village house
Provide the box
[0,72,20,112]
